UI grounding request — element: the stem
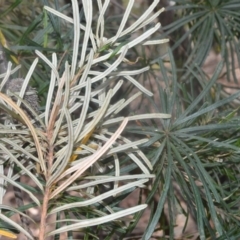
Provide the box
[39,187,51,240]
[39,134,55,239]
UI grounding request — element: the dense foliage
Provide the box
[0,0,240,239]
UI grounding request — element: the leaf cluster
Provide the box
[117,0,240,239]
[0,0,170,239]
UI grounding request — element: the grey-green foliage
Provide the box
[144,54,240,240]
[161,0,240,84]
[119,1,240,239]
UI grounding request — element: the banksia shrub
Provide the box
[0,0,169,239]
